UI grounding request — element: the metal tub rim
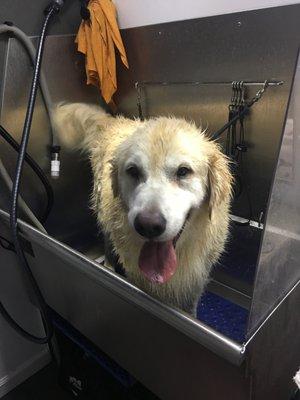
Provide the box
[0,208,245,365]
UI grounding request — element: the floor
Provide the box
[2,364,71,400]
[2,362,159,400]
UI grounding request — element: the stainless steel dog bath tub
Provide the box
[0,209,250,399]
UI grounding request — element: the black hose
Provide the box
[0,124,54,223]
[0,5,58,344]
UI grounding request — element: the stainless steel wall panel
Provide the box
[248,53,300,334]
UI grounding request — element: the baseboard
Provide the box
[0,349,51,398]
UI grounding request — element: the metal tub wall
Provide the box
[239,51,300,400]
[0,211,249,400]
[1,206,300,400]
[248,53,300,334]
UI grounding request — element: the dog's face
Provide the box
[111,118,231,284]
[116,119,209,242]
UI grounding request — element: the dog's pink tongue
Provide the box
[138,241,177,284]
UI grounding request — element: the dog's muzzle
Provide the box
[137,210,191,284]
[134,211,167,239]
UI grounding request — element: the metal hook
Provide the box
[240,81,245,106]
[230,81,237,110]
[237,81,241,109]
[230,81,234,107]
[234,81,238,108]
[237,81,245,107]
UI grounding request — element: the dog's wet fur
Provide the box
[54,103,233,315]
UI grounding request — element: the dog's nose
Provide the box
[134,211,166,239]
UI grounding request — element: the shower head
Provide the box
[53,0,66,7]
[45,0,66,13]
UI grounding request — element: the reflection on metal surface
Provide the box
[207,279,251,310]
[248,54,300,335]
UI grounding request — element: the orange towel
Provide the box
[76,0,129,105]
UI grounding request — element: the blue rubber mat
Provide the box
[197,292,248,343]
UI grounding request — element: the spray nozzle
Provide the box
[50,145,61,179]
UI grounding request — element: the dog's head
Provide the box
[111,117,232,284]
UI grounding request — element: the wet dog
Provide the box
[54,103,232,314]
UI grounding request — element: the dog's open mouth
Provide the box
[138,215,189,285]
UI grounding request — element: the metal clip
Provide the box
[251,80,269,105]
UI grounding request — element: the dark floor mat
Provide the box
[197,291,248,343]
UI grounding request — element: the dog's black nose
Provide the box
[134,211,166,239]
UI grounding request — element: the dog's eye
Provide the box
[126,165,141,179]
[176,166,193,179]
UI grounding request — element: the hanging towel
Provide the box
[76,0,129,105]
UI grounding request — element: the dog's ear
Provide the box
[110,158,119,198]
[207,146,233,219]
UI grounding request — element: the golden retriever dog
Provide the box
[54,103,232,315]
